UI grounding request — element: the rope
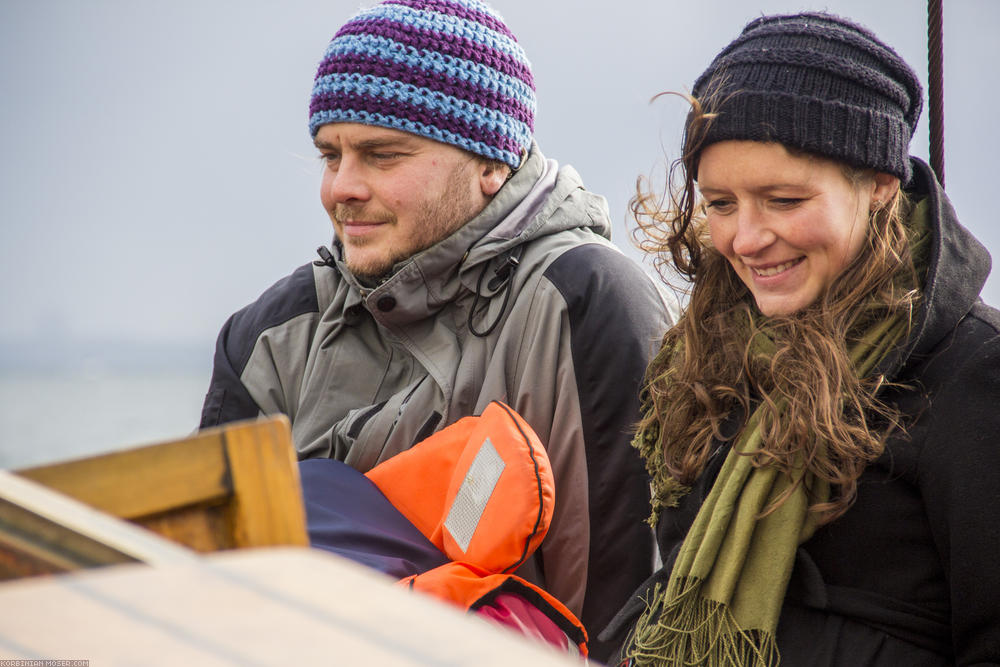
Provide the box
[927,0,945,186]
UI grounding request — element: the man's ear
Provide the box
[479,163,509,197]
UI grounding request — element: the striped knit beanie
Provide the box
[309,0,535,170]
[690,12,923,183]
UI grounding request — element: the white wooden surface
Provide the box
[0,547,586,666]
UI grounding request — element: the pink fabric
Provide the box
[474,592,575,654]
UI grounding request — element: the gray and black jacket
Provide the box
[200,144,674,661]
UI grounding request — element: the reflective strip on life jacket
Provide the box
[443,435,506,554]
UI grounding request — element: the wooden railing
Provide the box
[2,415,307,579]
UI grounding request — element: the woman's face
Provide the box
[698,140,894,316]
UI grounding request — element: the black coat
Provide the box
[606,159,1000,666]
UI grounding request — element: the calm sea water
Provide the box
[0,370,211,469]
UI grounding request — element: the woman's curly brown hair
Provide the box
[633,93,922,524]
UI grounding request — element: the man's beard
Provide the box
[334,165,484,282]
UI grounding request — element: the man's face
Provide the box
[315,123,492,281]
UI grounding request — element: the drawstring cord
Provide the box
[468,246,524,338]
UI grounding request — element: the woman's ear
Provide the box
[870,172,900,210]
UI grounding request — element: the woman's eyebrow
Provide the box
[699,183,810,195]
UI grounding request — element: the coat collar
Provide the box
[880,157,992,379]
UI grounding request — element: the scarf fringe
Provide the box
[624,580,778,667]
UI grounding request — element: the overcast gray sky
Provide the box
[2,0,997,367]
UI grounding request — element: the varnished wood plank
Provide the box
[0,497,134,578]
[12,416,306,559]
[224,416,309,548]
[139,503,234,553]
[18,429,231,520]
[0,470,197,580]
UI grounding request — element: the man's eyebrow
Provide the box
[313,136,415,151]
[354,137,414,150]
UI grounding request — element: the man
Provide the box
[199,0,672,659]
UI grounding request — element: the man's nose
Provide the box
[327,158,370,204]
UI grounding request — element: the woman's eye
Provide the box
[772,198,803,207]
[705,200,735,213]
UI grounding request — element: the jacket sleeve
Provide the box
[199,312,265,428]
[199,263,321,429]
[511,243,672,662]
[919,311,1000,665]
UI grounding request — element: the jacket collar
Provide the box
[880,157,992,378]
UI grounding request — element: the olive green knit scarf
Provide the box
[622,201,930,666]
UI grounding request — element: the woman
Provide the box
[605,12,1000,667]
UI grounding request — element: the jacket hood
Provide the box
[328,142,612,323]
[881,157,992,378]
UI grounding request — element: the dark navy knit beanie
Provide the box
[691,12,923,183]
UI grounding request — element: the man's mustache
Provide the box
[333,205,396,225]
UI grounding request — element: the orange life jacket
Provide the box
[365,401,588,656]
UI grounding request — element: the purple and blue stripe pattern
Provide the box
[309,0,535,170]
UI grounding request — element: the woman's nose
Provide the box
[731,206,776,257]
